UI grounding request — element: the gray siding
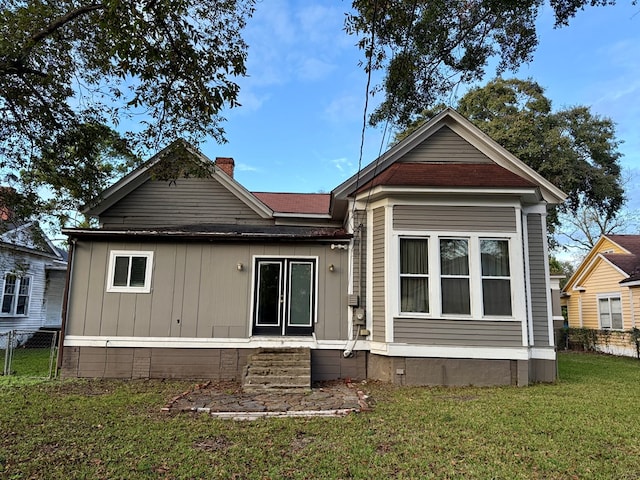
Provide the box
[400,126,493,164]
[100,177,268,228]
[371,207,386,342]
[66,240,349,341]
[527,214,550,346]
[394,205,517,232]
[394,318,522,347]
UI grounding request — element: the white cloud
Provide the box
[331,157,355,174]
[236,163,260,172]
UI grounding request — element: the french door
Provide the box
[252,258,316,336]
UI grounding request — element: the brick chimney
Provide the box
[215,157,235,178]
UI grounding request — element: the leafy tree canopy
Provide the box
[396,78,625,243]
[346,0,635,127]
[0,0,255,224]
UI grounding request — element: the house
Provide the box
[562,235,640,356]
[0,221,68,336]
[59,108,566,386]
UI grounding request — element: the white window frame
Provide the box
[597,294,623,330]
[106,250,154,293]
[1,273,32,316]
[394,233,517,320]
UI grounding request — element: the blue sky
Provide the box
[202,1,640,205]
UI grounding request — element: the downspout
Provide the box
[56,237,76,370]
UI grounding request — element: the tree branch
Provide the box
[21,3,105,59]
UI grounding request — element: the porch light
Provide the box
[328,264,335,272]
[237,263,244,271]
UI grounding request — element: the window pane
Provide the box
[401,278,429,313]
[2,275,16,314]
[482,279,512,316]
[289,263,312,326]
[16,294,28,315]
[440,239,469,275]
[113,256,130,286]
[401,239,428,274]
[441,278,470,314]
[481,240,510,276]
[599,298,611,328]
[129,257,147,287]
[1,293,13,314]
[611,298,623,329]
[257,263,281,325]
[18,276,30,294]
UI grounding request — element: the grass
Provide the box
[1,347,56,380]
[1,352,640,479]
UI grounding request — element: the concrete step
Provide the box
[242,347,311,393]
[242,384,311,394]
[247,366,310,376]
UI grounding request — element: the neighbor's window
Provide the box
[440,238,470,315]
[480,239,512,316]
[400,238,429,313]
[1,274,31,315]
[107,251,153,293]
[598,296,623,330]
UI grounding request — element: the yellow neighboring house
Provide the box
[562,235,640,357]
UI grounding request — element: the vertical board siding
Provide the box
[66,240,348,341]
[394,205,517,232]
[527,214,550,346]
[394,318,522,346]
[399,126,493,164]
[100,177,269,228]
[371,207,386,342]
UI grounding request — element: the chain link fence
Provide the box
[1,329,59,379]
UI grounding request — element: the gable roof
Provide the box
[0,221,66,261]
[563,235,640,291]
[332,107,566,204]
[84,139,273,219]
[252,193,330,216]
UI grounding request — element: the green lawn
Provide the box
[1,352,639,479]
[2,347,56,379]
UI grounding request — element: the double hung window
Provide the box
[480,239,512,316]
[598,296,623,330]
[1,274,31,315]
[440,238,471,315]
[400,239,429,313]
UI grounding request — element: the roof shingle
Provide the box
[356,162,536,193]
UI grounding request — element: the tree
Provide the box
[346,0,636,127]
[556,205,640,253]
[395,79,625,243]
[0,0,255,223]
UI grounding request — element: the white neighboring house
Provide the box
[0,222,67,335]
